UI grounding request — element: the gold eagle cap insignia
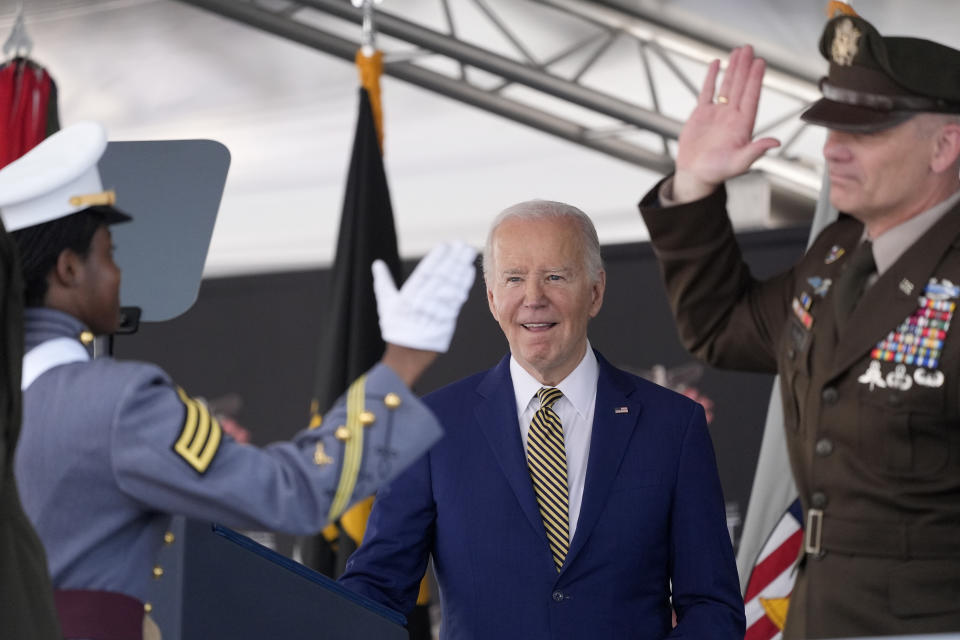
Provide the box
[831,18,861,66]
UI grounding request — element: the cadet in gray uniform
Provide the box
[0,121,477,639]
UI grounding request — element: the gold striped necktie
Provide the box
[527,387,569,572]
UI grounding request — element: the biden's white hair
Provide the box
[481,199,603,285]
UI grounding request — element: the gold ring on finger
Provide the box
[716,95,729,105]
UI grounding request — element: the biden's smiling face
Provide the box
[486,215,604,386]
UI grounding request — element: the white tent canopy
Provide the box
[4,0,959,277]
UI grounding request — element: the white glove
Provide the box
[372,241,478,353]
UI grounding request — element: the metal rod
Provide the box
[489,30,609,94]
[775,122,808,158]
[638,41,670,157]
[174,0,820,206]
[647,40,699,97]
[291,0,685,138]
[472,0,538,65]
[569,30,616,84]
[440,0,467,81]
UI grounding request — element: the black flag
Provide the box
[300,85,402,573]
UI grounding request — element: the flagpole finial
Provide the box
[825,1,858,18]
[352,0,383,58]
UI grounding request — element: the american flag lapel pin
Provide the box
[614,406,629,414]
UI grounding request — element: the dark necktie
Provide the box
[526,387,569,572]
[833,240,876,331]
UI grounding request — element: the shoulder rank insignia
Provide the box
[173,387,223,474]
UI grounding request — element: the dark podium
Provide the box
[148,518,408,639]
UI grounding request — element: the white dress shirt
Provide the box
[510,343,599,542]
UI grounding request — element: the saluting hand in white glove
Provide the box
[372,241,478,353]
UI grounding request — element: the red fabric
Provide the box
[54,589,143,640]
[0,58,53,169]
[744,528,803,601]
[745,610,781,640]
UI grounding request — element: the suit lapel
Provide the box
[564,354,641,569]
[832,204,960,376]
[474,356,546,539]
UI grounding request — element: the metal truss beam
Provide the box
[178,0,825,220]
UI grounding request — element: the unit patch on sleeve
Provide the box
[173,387,223,474]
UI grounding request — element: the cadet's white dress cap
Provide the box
[0,121,128,232]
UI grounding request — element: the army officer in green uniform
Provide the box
[639,13,960,640]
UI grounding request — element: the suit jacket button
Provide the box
[811,491,828,508]
[552,590,564,602]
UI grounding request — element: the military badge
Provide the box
[792,297,814,329]
[807,277,832,297]
[871,279,955,370]
[825,245,845,264]
[861,278,954,391]
[924,278,960,301]
[857,361,887,391]
[831,18,861,66]
[914,368,945,388]
[885,364,913,391]
[313,441,334,466]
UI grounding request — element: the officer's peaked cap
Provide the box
[801,15,960,133]
[0,121,131,232]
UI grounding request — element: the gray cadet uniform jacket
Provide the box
[14,307,443,605]
[640,180,960,639]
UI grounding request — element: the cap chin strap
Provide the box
[821,79,959,113]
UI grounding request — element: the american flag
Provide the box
[744,499,804,640]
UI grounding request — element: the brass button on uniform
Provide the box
[815,438,834,457]
[335,426,351,441]
[821,387,839,405]
[79,330,95,345]
[152,566,164,579]
[164,531,175,545]
[144,602,153,613]
[359,410,376,426]
[811,491,828,509]
[384,393,402,409]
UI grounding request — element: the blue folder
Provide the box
[148,518,408,639]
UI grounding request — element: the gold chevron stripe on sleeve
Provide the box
[327,375,366,521]
[173,387,223,474]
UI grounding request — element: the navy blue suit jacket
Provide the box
[341,352,745,639]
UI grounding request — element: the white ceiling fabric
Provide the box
[3,0,959,276]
